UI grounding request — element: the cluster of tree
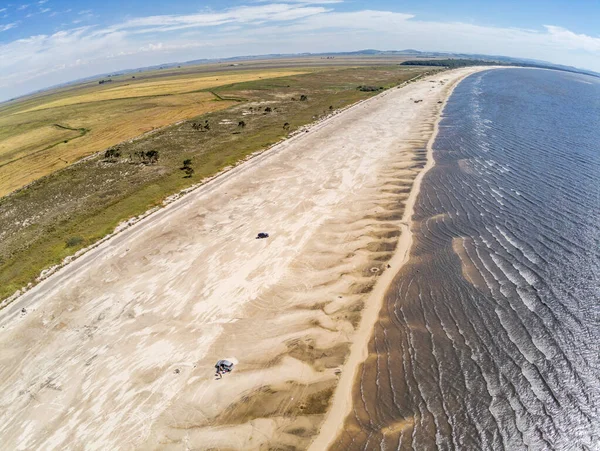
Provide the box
[98,79,113,84]
[357,85,384,92]
[401,59,499,68]
[291,95,308,101]
[132,150,160,164]
[181,159,194,178]
[192,120,210,131]
[264,107,272,113]
[400,59,597,74]
[104,146,121,161]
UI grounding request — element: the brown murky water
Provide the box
[335,69,600,450]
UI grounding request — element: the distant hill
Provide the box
[151,49,600,78]
[6,49,599,103]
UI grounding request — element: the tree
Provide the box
[300,94,308,101]
[145,150,159,164]
[329,105,334,110]
[264,107,272,113]
[104,146,121,161]
[238,121,246,128]
[181,159,194,177]
[283,122,290,131]
[192,121,210,131]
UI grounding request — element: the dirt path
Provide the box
[0,67,487,450]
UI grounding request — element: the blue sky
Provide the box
[1,0,600,101]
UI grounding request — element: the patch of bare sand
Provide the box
[0,67,488,450]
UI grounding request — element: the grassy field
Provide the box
[0,64,434,302]
[0,69,308,196]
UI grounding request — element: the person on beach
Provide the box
[215,360,234,379]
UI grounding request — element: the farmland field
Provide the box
[0,69,308,196]
[0,60,433,302]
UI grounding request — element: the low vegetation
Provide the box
[0,64,431,302]
[401,58,600,76]
[0,68,307,196]
[357,85,385,92]
[401,59,501,68]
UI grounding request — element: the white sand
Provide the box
[0,67,488,450]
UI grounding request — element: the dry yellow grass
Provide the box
[18,70,306,113]
[0,69,311,196]
[0,92,232,196]
[0,125,79,166]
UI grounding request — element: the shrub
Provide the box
[357,86,381,92]
[65,236,84,248]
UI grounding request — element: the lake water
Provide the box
[336,68,600,450]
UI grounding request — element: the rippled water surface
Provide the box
[337,69,600,450]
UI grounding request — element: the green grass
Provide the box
[0,65,434,302]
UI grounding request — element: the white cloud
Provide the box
[544,25,600,53]
[2,3,600,102]
[47,8,71,18]
[0,8,7,13]
[111,4,329,34]
[18,4,30,10]
[0,22,18,32]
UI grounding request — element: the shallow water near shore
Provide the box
[336,68,600,450]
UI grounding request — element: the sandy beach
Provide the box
[0,67,486,450]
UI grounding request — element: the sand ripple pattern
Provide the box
[336,69,600,450]
[0,70,480,450]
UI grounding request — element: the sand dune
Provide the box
[0,67,486,450]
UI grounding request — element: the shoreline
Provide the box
[307,67,494,450]
[0,67,493,450]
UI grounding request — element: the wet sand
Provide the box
[306,66,484,451]
[0,67,486,450]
